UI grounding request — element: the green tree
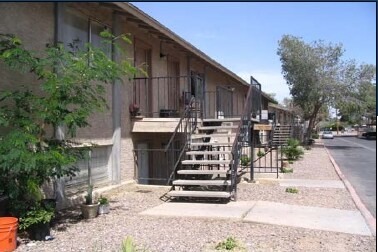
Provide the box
[0,31,139,218]
[337,63,376,125]
[277,35,352,139]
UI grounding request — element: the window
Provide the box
[62,6,111,56]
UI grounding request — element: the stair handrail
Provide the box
[165,96,197,185]
[229,82,257,199]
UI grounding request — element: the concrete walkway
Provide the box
[278,179,345,188]
[140,200,371,236]
[139,141,374,238]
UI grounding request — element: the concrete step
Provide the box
[190,142,233,147]
[172,179,231,186]
[191,133,236,139]
[198,125,238,130]
[177,170,230,175]
[182,160,231,165]
[167,190,231,198]
[186,150,232,155]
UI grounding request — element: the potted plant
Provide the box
[19,203,55,241]
[98,195,110,215]
[80,185,99,219]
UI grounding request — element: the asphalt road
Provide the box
[323,136,376,218]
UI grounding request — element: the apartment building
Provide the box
[0,2,276,204]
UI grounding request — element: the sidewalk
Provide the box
[16,140,376,252]
[140,141,375,237]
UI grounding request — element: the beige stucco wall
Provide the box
[0,3,55,137]
[205,67,248,118]
[1,3,54,136]
[0,2,259,189]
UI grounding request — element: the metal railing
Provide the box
[133,75,249,120]
[203,90,245,119]
[132,148,181,185]
[133,76,203,118]
[165,96,198,185]
[132,96,199,185]
[253,143,282,178]
[229,79,261,200]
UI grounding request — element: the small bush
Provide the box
[281,138,304,161]
[121,236,146,252]
[311,133,319,139]
[98,195,108,205]
[215,237,246,251]
[240,155,250,166]
[257,150,265,158]
[281,167,293,173]
[285,187,299,193]
[216,237,237,250]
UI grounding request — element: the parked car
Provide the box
[322,131,334,139]
[362,131,376,140]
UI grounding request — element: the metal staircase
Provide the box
[161,79,261,202]
[166,118,238,200]
[272,125,292,145]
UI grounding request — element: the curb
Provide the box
[324,146,376,236]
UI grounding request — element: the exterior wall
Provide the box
[1,3,267,197]
[268,106,294,125]
[205,68,248,118]
[63,3,114,141]
[0,2,55,137]
[0,3,55,60]
[132,132,176,184]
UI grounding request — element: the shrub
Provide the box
[285,187,299,193]
[215,237,238,251]
[311,133,319,139]
[19,204,55,231]
[257,150,265,158]
[240,155,250,166]
[99,195,109,205]
[281,167,293,173]
[0,32,140,220]
[281,138,304,161]
[121,236,146,252]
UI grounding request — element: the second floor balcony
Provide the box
[131,75,261,120]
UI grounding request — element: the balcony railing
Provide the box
[133,76,203,118]
[133,75,262,120]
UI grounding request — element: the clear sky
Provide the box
[132,2,376,103]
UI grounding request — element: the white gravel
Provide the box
[16,141,376,252]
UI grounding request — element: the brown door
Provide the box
[134,41,152,116]
[167,57,180,111]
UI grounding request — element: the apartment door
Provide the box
[167,57,180,111]
[189,71,204,116]
[134,41,152,116]
[137,143,149,185]
[216,86,233,118]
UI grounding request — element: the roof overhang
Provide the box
[102,2,274,101]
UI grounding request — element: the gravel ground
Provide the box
[16,141,376,252]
